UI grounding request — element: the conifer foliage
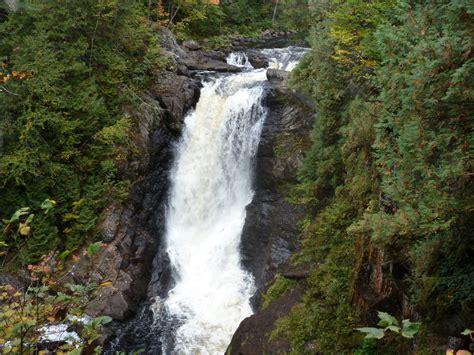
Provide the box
[281,0,473,352]
[0,1,163,262]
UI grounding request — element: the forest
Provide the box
[0,0,473,354]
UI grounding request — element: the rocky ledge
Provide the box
[228,76,315,353]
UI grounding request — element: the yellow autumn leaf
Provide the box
[18,222,31,236]
[100,280,113,287]
[63,213,80,221]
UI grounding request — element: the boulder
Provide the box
[181,51,241,72]
[227,285,304,354]
[0,272,27,291]
[182,40,201,51]
[246,50,268,69]
[266,68,289,81]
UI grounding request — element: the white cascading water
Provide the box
[261,46,308,71]
[161,69,267,354]
[226,52,254,69]
[156,47,308,355]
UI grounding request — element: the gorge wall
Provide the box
[52,28,318,352]
[229,75,315,354]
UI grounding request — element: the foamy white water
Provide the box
[162,69,268,354]
[155,47,308,355]
[226,52,253,69]
[261,46,309,71]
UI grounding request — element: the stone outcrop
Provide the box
[240,81,314,299]
[246,50,268,69]
[159,27,240,74]
[266,68,289,82]
[228,77,314,354]
[181,49,241,73]
[72,76,192,320]
[227,285,304,355]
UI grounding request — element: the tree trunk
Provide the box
[272,0,279,26]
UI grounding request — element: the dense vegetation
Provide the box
[0,1,168,264]
[153,0,310,44]
[269,0,473,352]
[1,0,473,353]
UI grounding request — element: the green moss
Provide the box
[262,275,298,309]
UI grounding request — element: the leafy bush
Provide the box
[281,0,474,352]
[0,1,163,262]
[0,252,109,354]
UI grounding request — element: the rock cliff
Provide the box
[229,79,315,354]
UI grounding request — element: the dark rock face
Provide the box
[266,68,289,82]
[240,84,314,299]
[229,82,314,354]
[82,80,187,321]
[227,285,304,355]
[149,71,201,127]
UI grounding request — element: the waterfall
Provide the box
[226,52,253,69]
[261,46,308,71]
[159,69,268,354]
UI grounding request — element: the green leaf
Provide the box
[9,207,30,223]
[385,325,401,333]
[377,311,399,327]
[356,327,385,339]
[58,248,75,261]
[68,347,83,355]
[401,319,421,338]
[461,329,472,336]
[93,315,112,325]
[26,214,35,224]
[40,199,56,213]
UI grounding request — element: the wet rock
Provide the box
[246,50,268,69]
[240,83,314,302]
[227,284,304,355]
[181,50,241,72]
[266,68,289,81]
